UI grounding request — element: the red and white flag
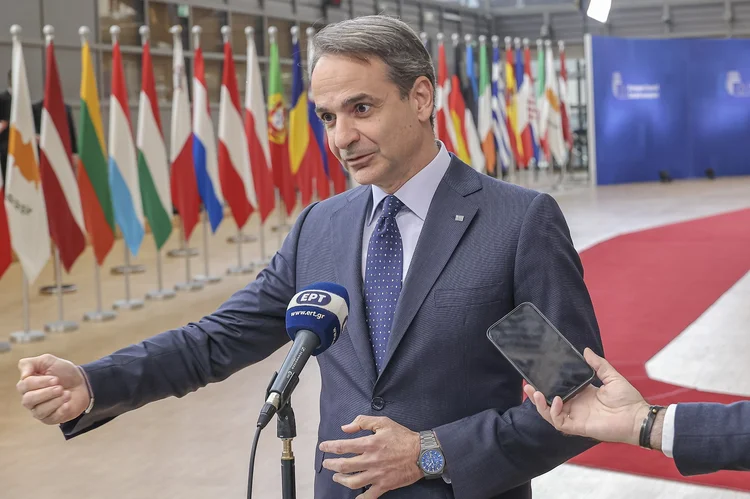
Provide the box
[218,37,256,229]
[169,26,200,241]
[244,27,275,223]
[39,27,86,272]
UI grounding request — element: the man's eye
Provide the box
[320,113,334,123]
[355,104,371,114]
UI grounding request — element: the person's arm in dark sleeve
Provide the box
[673,401,750,476]
[60,203,317,439]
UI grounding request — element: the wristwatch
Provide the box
[417,430,446,479]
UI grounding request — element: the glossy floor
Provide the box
[1,174,748,498]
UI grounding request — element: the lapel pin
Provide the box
[455,215,464,222]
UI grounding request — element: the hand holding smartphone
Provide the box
[486,302,595,405]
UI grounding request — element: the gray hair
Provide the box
[310,15,436,128]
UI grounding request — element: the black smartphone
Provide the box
[486,302,595,405]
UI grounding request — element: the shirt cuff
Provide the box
[661,404,677,458]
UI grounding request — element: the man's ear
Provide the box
[411,76,434,124]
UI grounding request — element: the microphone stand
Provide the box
[277,399,297,499]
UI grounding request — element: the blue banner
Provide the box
[591,36,750,185]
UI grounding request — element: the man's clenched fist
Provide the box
[17,354,91,425]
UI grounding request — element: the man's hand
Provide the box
[320,416,423,498]
[0,120,8,133]
[17,354,90,425]
[523,347,650,446]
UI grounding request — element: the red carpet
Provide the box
[569,208,750,491]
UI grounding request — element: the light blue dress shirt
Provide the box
[361,142,452,282]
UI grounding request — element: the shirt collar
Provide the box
[367,141,452,226]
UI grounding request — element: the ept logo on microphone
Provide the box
[286,284,350,353]
[296,291,332,306]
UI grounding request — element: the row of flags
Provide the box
[1,23,349,284]
[432,33,573,176]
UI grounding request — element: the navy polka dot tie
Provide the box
[364,195,404,374]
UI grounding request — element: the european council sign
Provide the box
[586,35,750,185]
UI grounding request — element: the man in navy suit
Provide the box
[525,348,750,477]
[16,15,604,498]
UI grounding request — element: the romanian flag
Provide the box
[289,31,312,206]
[77,30,115,266]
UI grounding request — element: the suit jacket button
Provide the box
[371,397,385,411]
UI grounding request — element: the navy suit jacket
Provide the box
[673,401,750,476]
[61,157,604,498]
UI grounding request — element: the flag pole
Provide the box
[44,246,78,332]
[79,25,116,322]
[195,210,222,283]
[30,25,78,333]
[114,242,144,310]
[10,272,46,343]
[138,25,176,300]
[174,218,204,290]
[169,24,203,292]
[84,253,117,321]
[220,25,254,276]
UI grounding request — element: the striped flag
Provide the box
[540,40,568,166]
[436,34,457,155]
[218,37,256,229]
[460,38,485,174]
[536,39,549,161]
[108,31,144,256]
[4,27,50,283]
[39,29,86,271]
[305,28,331,201]
[170,28,200,241]
[477,36,496,176]
[491,38,512,174]
[558,41,573,150]
[289,31,313,206]
[0,156,11,279]
[268,30,296,216]
[136,34,172,250]
[244,27,275,222]
[448,36,471,165]
[505,39,521,166]
[523,40,540,164]
[193,39,224,232]
[78,30,115,266]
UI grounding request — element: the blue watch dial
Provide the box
[420,449,444,474]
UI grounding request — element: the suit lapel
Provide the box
[380,159,482,377]
[330,187,378,385]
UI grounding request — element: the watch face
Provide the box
[420,449,444,474]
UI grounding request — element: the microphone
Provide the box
[257,282,350,429]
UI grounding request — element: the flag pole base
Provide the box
[174,281,204,292]
[44,320,79,333]
[226,265,254,276]
[226,234,258,244]
[194,274,222,284]
[146,289,177,300]
[113,299,145,310]
[110,264,146,275]
[0,341,11,353]
[10,330,46,343]
[83,310,117,322]
[167,248,199,258]
[39,283,77,295]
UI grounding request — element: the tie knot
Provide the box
[381,195,404,219]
